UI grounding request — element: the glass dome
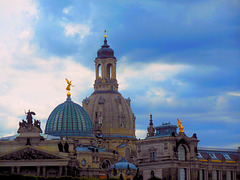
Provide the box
[45,96,93,137]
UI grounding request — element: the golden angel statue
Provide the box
[65,78,73,92]
[177,119,184,133]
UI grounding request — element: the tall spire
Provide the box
[147,114,155,137]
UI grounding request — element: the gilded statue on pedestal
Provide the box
[177,119,184,133]
[65,78,74,96]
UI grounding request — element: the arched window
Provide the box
[125,148,130,157]
[99,116,103,127]
[199,169,204,180]
[178,145,186,161]
[98,64,102,78]
[101,159,111,169]
[212,170,218,180]
[226,171,232,180]
[180,169,186,180]
[107,63,112,79]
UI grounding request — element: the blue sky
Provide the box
[0,0,239,148]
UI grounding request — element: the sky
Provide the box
[0,0,239,148]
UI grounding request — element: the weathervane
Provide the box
[65,78,74,96]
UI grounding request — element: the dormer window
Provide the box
[197,153,204,159]
[178,145,186,161]
[209,153,217,160]
[222,153,231,160]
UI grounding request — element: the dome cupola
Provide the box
[97,30,115,59]
[109,158,137,171]
[45,82,94,137]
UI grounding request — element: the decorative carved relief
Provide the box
[149,147,157,152]
[164,142,168,150]
[115,96,122,103]
[0,147,61,160]
[99,96,105,104]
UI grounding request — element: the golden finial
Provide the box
[177,119,184,133]
[65,78,73,97]
[104,30,107,38]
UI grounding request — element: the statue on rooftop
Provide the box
[65,78,74,96]
[34,119,41,128]
[177,119,184,133]
[64,141,69,153]
[25,110,36,125]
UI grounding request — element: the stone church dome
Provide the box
[45,96,93,137]
[83,91,135,139]
[82,34,136,139]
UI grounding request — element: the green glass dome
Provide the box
[45,96,93,137]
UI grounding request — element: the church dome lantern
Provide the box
[97,30,115,59]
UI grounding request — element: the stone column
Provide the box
[219,170,222,180]
[59,166,63,177]
[233,171,236,180]
[43,166,46,177]
[17,166,20,174]
[65,166,68,176]
[96,64,99,79]
[11,166,14,174]
[37,166,40,176]
[187,168,191,180]
[205,169,208,180]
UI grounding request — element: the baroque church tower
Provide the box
[82,31,136,142]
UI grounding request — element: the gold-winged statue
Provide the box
[177,119,184,133]
[65,78,73,96]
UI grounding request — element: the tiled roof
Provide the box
[197,147,240,161]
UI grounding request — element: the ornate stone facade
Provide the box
[136,118,240,180]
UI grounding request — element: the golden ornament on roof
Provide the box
[177,119,184,133]
[65,78,73,96]
[104,30,107,38]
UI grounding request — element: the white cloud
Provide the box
[227,92,240,96]
[135,129,147,139]
[117,56,190,91]
[117,56,189,107]
[0,1,94,137]
[63,6,72,15]
[0,56,94,121]
[216,96,228,110]
[62,23,91,39]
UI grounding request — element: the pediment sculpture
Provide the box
[0,147,62,160]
